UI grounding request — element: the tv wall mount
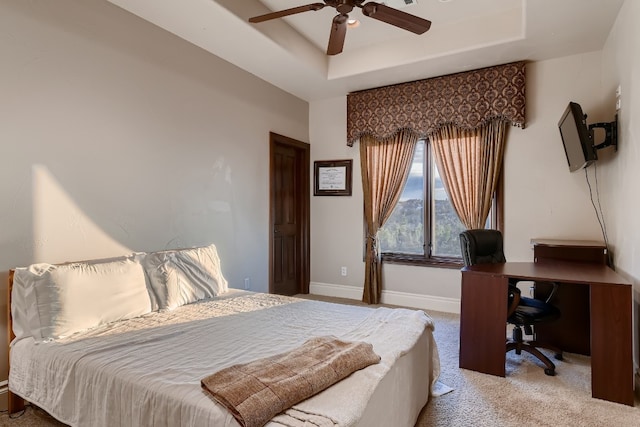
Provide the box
[588,114,618,152]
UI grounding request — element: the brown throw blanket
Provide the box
[201,336,381,427]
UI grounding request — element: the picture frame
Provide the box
[314,159,352,196]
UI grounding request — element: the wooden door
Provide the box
[269,133,309,296]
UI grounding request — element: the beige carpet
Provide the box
[2,293,639,427]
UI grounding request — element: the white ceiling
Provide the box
[106,0,623,102]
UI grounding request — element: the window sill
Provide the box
[381,253,463,269]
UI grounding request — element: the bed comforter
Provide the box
[9,291,438,427]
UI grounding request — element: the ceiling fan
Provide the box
[248,1,432,55]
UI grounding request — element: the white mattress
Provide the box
[10,291,439,427]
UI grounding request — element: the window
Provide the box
[377,140,497,266]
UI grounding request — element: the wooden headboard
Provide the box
[7,270,15,342]
[7,269,25,413]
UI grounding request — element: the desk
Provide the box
[460,261,633,406]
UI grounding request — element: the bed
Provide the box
[7,244,440,427]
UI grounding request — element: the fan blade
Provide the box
[327,14,348,55]
[361,3,431,34]
[249,3,326,23]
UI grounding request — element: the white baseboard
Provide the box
[309,282,460,314]
[310,282,362,300]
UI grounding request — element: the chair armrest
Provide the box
[507,284,521,317]
[532,281,559,303]
[543,281,559,303]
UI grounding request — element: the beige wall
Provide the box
[504,51,606,257]
[310,52,606,311]
[600,0,640,374]
[0,0,308,386]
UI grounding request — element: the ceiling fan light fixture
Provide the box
[248,1,432,55]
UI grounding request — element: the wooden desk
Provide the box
[460,261,633,406]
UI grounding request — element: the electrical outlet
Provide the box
[244,277,251,290]
[616,98,621,111]
[341,266,347,276]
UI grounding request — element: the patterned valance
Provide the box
[346,61,526,146]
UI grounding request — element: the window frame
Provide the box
[379,138,504,269]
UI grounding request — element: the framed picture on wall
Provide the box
[314,159,352,196]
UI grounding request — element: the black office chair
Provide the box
[459,229,562,376]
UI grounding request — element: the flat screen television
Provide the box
[558,102,597,172]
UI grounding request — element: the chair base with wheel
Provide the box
[506,283,562,376]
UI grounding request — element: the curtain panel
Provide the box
[431,120,508,230]
[346,61,525,145]
[359,130,419,304]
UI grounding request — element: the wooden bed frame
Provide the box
[7,270,26,414]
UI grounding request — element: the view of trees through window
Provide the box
[378,141,466,258]
[432,192,468,257]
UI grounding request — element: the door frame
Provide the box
[269,132,310,294]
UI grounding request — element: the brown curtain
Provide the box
[431,119,508,229]
[347,61,525,145]
[360,129,419,304]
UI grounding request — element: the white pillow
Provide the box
[10,269,33,344]
[19,258,152,342]
[143,244,228,310]
[131,252,161,311]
